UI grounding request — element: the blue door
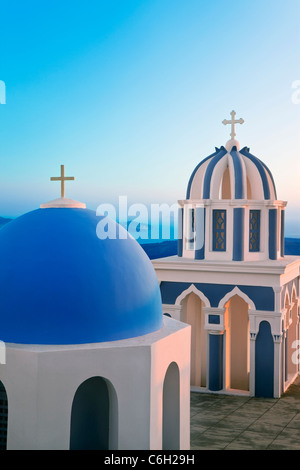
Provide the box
[255,321,274,397]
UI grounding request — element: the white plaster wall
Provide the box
[1,318,190,451]
[149,319,191,450]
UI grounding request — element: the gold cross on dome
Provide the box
[222,110,244,140]
[50,164,75,198]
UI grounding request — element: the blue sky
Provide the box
[0,0,300,235]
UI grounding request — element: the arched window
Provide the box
[213,210,226,252]
[70,376,118,450]
[255,321,274,398]
[180,292,207,387]
[163,362,180,450]
[224,295,250,392]
[0,381,8,450]
[249,210,261,252]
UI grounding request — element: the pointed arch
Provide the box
[70,376,118,450]
[162,362,180,450]
[176,285,208,388]
[175,284,211,307]
[223,294,250,392]
[255,321,274,397]
[284,288,291,310]
[218,286,256,310]
[286,283,298,381]
[291,282,298,303]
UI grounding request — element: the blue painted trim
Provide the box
[255,321,274,398]
[281,210,285,257]
[239,147,271,200]
[209,334,223,391]
[249,210,261,252]
[208,315,220,325]
[213,209,226,252]
[202,147,227,199]
[160,281,275,311]
[260,160,278,200]
[233,208,244,261]
[243,147,278,200]
[177,208,183,257]
[186,150,219,199]
[269,209,278,260]
[230,147,245,199]
[195,207,205,260]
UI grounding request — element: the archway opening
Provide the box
[181,292,207,387]
[220,167,231,199]
[0,381,8,450]
[70,376,117,450]
[286,291,298,381]
[163,362,180,450]
[255,321,274,398]
[224,295,250,392]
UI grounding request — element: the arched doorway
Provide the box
[255,321,274,398]
[180,292,207,387]
[163,362,180,450]
[70,376,117,450]
[0,381,8,450]
[224,295,250,392]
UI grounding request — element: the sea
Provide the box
[0,215,299,260]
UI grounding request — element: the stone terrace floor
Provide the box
[190,376,300,450]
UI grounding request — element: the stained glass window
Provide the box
[249,210,260,252]
[213,210,226,252]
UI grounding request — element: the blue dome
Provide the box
[0,208,163,345]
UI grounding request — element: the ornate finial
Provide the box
[50,165,75,198]
[222,110,244,140]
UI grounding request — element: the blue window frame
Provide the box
[249,210,261,252]
[213,210,226,252]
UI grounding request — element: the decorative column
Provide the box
[273,333,283,398]
[269,208,278,260]
[195,207,206,260]
[280,210,285,258]
[232,207,245,261]
[204,307,225,392]
[208,331,224,391]
[249,331,256,396]
[178,207,183,257]
[285,329,288,382]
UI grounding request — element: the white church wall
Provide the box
[1,318,190,450]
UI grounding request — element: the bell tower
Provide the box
[178,111,286,262]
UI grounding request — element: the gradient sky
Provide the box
[0,0,300,235]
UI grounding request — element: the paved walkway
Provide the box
[190,376,300,450]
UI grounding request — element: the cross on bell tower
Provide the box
[222,110,244,140]
[50,165,75,198]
